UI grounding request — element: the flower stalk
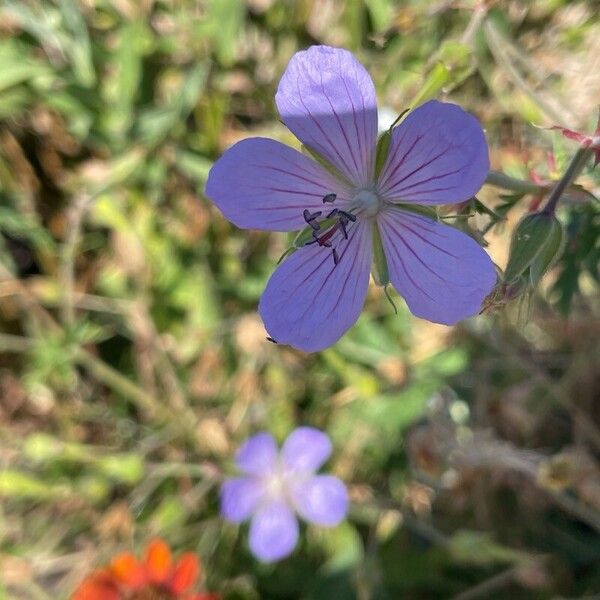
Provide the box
[541,146,595,215]
[485,170,547,195]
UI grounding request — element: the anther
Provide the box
[303,209,322,223]
[332,248,339,265]
[326,208,339,219]
[339,220,348,239]
[322,193,337,203]
[339,210,357,222]
[266,336,278,344]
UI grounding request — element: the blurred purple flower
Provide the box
[206,45,496,352]
[220,428,348,563]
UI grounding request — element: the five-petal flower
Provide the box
[71,538,218,600]
[206,45,497,352]
[220,428,348,562]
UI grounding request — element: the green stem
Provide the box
[485,170,546,195]
[74,348,159,417]
[0,333,34,352]
[541,146,594,215]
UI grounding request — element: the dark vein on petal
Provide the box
[295,77,350,179]
[381,145,450,196]
[320,74,361,181]
[386,215,459,258]
[380,222,435,301]
[378,134,423,191]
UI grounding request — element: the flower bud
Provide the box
[504,212,564,285]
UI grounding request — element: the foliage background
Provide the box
[0,0,599,598]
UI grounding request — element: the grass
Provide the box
[0,1,599,598]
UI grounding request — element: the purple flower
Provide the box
[220,428,348,562]
[206,45,497,352]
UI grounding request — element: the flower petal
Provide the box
[145,538,173,584]
[71,571,120,600]
[377,100,489,204]
[220,477,265,522]
[290,475,348,526]
[258,219,372,352]
[235,432,278,475]
[276,45,378,187]
[110,552,147,588]
[248,501,299,562]
[281,427,332,473]
[378,209,496,324]
[205,137,350,231]
[169,552,200,595]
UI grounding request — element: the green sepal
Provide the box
[374,130,392,179]
[374,108,410,179]
[371,221,389,287]
[504,212,564,283]
[387,202,437,220]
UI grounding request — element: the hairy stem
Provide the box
[485,170,546,195]
[541,146,594,215]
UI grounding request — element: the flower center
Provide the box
[351,189,380,218]
[264,468,287,501]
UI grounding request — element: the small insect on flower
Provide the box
[220,428,348,563]
[71,538,218,600]
[206,45,497,352]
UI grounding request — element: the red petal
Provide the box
[110,552,147,589]
[170,552,200,594]
[144,538,173,584]
[71,570,120,600]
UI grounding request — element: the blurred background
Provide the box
[0,1,599,598]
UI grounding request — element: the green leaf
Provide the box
[0,471,70,500]
[57,0,96,87]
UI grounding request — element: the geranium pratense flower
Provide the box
[220,428,348,562]
[71,538,218,600]
[206,45,497,352]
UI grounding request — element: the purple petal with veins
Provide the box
[377,100,489,205]
[276,45,378,187]
[205,137,351,232]
[378,208,497,324]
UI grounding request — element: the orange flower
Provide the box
[71,539,219,600]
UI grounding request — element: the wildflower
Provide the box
[71,538,218,600]
[220,428,348,562]
[206,45,496,352]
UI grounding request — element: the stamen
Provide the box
[298,193,357,267]
[313,228,332,247]
[339,219,348,239]
[303,209,322,223]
